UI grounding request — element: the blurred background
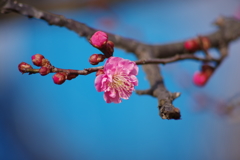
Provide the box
[1,0,240,159]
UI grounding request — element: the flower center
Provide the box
[109,74,133,98]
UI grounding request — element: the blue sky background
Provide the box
[1,0,240,160]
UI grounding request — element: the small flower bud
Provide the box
[184,39,200,52]
[193,71,208,86]
[31,54,45,66]
[39,66,51,76]
[96,69,105,76]
[101,41,114,58]
[67,73,78,80]
[52,72,66,85]
[107,40,114,48]
[41,59,51,67]
[89,54,99,65]
[89,31,108,49]
[18,62,33,74]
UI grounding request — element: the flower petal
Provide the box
[129,63,138,75]
[109,88,117,98]
[130,75,138,86]
[104,91,121,103]
[94,74,104,92]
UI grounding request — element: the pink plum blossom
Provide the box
[89,31,108,48]
[95,57,138,103]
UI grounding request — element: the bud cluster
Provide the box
[31,54,52,76]
[193,64,215,86]
[18,54,79,85]
[184,36,211,52]
[89,31,114,63]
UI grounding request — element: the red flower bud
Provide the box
[193,64,215,87]
[31,54,45,66]
[89,31,108,49]
[39,66,51,76]
[101,41,114,58]
[184,39,200,52]
[18,62,33,74]
[52,72,66,85]
[193,71,208,86]
[96,69,105,76]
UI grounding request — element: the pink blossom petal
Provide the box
[106,67,117,77]
[118,60,138,76]
[101,77,109,91]
[106,57,120,65]
[130,75,138,86]
[94,74,104,92]
[103,92,111,103]
[130,64,138,75]
[109,88,117,98]
[119,89,131,100]
[104,91,121,103]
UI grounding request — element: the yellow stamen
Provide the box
[108,74,133,98]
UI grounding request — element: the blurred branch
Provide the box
[1,0,240,119]
[0,0,132,20]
